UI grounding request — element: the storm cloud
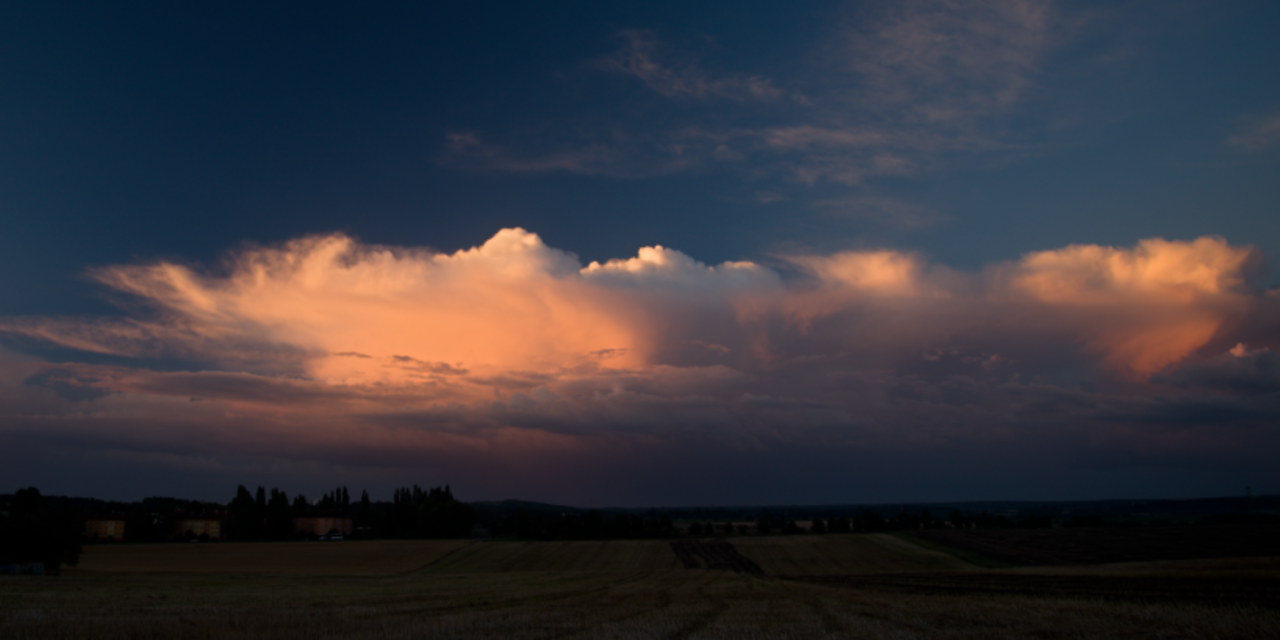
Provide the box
[1,230,1277,504]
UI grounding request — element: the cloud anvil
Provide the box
[2,230,1277,503]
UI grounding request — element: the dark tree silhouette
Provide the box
[255,486,266,525]
[226,485,261,541]
[266,489,292,539]
[0,487,83,573]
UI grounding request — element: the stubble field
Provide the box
[909,525,1280,566]
[3,532,1278,639]
[62,539,474,575]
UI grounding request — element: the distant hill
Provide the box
[6,491,1277,524]
[468,500,584,517]
[462,495,1280,523]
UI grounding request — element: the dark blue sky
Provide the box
[4,1,1277,315]
[2,1,1279,505]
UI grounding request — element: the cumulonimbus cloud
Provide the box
[2,230,1277,501]
[3,230,1271,396]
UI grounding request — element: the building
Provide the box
[174,511,225,540]
[0,562,45,575]
[84,514,126,541]
[293,515,354,538]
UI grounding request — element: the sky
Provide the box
[1,1,1278,507]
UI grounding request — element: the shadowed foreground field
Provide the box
[63,540,473,575]
[4,534,1279,639]
[910,525,1280,567]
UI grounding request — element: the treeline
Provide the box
[0,488,83,572]
[222,483,475,541]
[7,484,1278,551]
[0,483,476,545]
[383,485,475,538]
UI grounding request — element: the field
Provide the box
[430,539,682,573]
[63,540,473,575]
[732,533,974,575]
[910,524,1280,566]
[4,532,1279,639]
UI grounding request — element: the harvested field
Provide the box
[911,525,1280,566]
[1027,555,1280,576]
[6,559,1280,639]
[7,534,1280,638]
[64,540,473,575]
[426,540,682,574]
[669,540,762,574]
[732,533,974,575]
[793,571,1280,608]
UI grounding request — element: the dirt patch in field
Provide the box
[669,539,763,574]
[65,540,473,575]
[911,525,1280,567]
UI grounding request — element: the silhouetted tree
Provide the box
[267,489,293,539]
[855,510,886,532]
[384,484,474,539]
[829,515,851,533]
[255,486,266,526]
[756,513,772,534]
[584,510,603,538]
[0,487,82,573]
[659,513,675,537]
[226,485,261,540]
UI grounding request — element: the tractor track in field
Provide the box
[669,539,763,574]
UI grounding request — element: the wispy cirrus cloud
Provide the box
[443,132,630,176]
[1227,114,1280,151]
[599,30,794,102]
[442,131,702,179]
[442,0,1081,221]
[843,0,1057,121]
[2,230,1277,502]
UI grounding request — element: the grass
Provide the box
[4,534,1279,638]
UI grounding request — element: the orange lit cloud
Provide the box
[2,230,1277,502]
[2,231,1270,402]
[996,237,1263,376]
[779,236,1265,377]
